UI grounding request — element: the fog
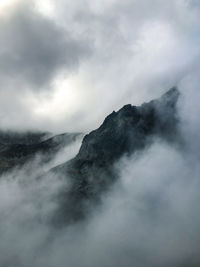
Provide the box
[0,84,200,266]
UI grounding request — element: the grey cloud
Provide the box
[0,0,200,132]
[51,0,200,131]
[0,2,91,90]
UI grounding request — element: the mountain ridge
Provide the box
[51,87,180,224]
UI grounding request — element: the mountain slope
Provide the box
[52,87,180,224]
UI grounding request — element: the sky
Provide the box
[0,0,200,133]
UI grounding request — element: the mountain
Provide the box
[0,88,180,224]
[52,87,180,224]
[0,131,82,174]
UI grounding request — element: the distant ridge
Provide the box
[0,132,82,174]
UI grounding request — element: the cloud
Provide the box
[0,1,91,90]
[0,0,200,132]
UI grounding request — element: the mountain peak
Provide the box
[52,87,180,224]
[76,87,179,163]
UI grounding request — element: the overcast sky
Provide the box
[0,0,200,133]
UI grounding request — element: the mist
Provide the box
[0,85,200,266]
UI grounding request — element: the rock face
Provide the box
[53,87,180,224]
